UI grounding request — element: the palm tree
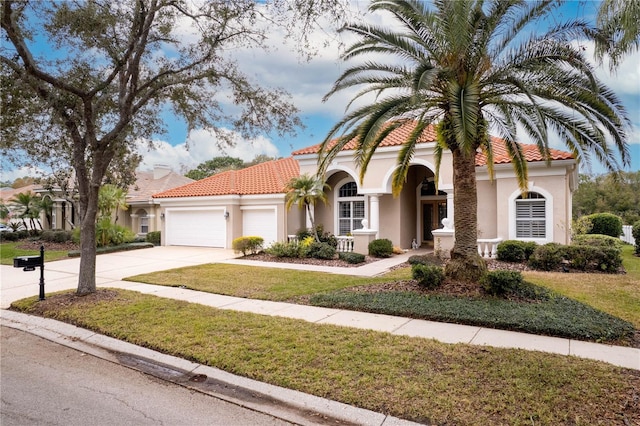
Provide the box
[98,184,128,224]
[285,174,330,242]
[596,0,640,70]
[10,191,39,230]
[319,0,630,283]
[38,196,54,229]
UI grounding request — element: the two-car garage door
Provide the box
[165,209,226,247]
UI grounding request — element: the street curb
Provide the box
[1,310,420,426]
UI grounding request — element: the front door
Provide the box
[421,200,447,243]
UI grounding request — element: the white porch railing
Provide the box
[336,236,354,253]
[287,234,354,253]
[621,225,634,244]
[477,238,503,258]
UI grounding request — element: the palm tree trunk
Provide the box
[445,148,486,283]
[306,203,320,242]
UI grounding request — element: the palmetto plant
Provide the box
[285,174,330,242]
[319,0,630,283]
[10,191,41,230]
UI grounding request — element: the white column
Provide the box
[369,194,380,238]
[446,193,454,229]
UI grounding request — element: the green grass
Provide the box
[125,263,412,301]
[524,245,640,328]
[10,289,639,425]
[0,241,70,265]
[126,262,635,343]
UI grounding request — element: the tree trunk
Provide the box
[76,178,101,295]
[445,148,486,283]
[306,203,320,242]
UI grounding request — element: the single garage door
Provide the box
[242,208,277,246]
[166,209,226,247]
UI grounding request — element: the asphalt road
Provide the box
[1,326,293,426]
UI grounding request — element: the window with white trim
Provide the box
[139,211,149,234]
[337,182,365,235]
[516,192,546,238]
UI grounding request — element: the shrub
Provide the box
[633,220,640,256]
[95,218,135,247]
[41,229,73,243]
[584,213,623,238]
[0,231,20,242]
[307,242,336,259]
[339,252,365,264]
[496,240,526,262]
[481,270,524,296]
[368,238,393,258]
[146,231,161,246]
[412,264,445,289]
[572,234,623,249]
[296,224,338,248]
[528,243,564,271]
[232,236,264,256]
[572,216,593,237]
[265,241,300,258]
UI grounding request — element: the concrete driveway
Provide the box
[0,246,238,308]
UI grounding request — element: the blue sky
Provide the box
[2,0,638,181]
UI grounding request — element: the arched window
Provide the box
[337,182,364,235]
[516,192,546,238]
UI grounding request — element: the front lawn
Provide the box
[125,260,636,344]
[10,289,639,425]
[0,241,71,265]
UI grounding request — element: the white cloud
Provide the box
[136,127,281,173]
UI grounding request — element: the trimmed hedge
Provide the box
[265,241,302,258]
[584,213,623,238]
[368,238,393,258]
[572,234,622,249]
[407,254,442,267]
[633,220,640,255]
[232,236,264,256]
[496,240,538,262]
[146,231,161,246]
[528,242,622,272]
[307,242,336,260]
[41,229,73,243]
[481,270,523,296]
[68,242,154,257]
[412,264,445,289]
[339,252,365,264]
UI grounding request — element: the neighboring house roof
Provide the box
[291,121,574,165]
[153,157,299,199]
[127,167,194,204]
[0,184,39,203]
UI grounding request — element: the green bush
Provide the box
[481,270,524,296]
[265,241,300,258]
[232,236,264,256]
[572,234,622,249]
[411,264,445,289]
[0,231,20,241]
[496,240,526,262]
[307,242,336,260]
[528,243,564,271]
[633,220,640,255]
[339,252,365,264]
[368,238,393,258]
[95,218,136,247]
[296,224,338,248]
[146,231,161,246]
[584,213,623,238]
[41,229,73,243]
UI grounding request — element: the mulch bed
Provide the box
[243,252,380,268]
[16,240,79,252]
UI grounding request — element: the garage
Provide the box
[165,209,226,247]
[242,208,277,246]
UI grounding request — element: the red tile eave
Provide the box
[152,157,300,199]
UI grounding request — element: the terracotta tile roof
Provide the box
[153,157,300,198]
[0,184,39,202]
[476,136,574,166]
[292,122,574,165]
[127,170,194,204]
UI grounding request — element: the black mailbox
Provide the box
[13,246,46,301]
[13,255,44,268]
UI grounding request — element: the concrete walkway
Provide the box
[2,246,638,424]
[1,246,638,371]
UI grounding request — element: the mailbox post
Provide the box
[13,245,45,301]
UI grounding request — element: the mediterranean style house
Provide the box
[153,122,578,254]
